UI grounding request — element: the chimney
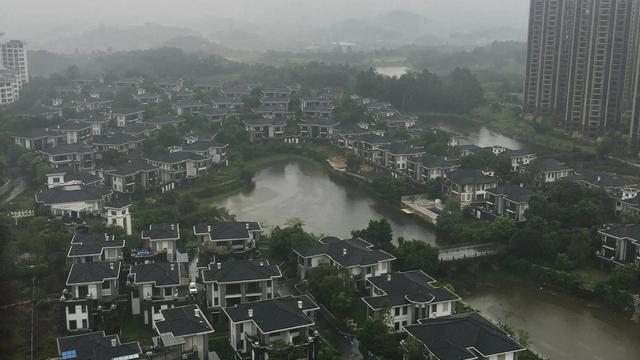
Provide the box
[342,248,347,256]
[248,308,253,318]
[170,263,175,271]
[597,176,601,182]
[109,263,114,270]
[171,224,175,231]
[259,261,264,266]
[104,233,109,241]
[245,223,249,230]
[217,263,221,270]
[298,300,303,309]
[111,338,117,347]
[207,225,212,233]
[519,183,524,188]
[387,274,391,282]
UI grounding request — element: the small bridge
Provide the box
[438,242,498,261]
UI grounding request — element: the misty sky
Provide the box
[1,0,530,51]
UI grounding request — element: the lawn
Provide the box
[571,268,611,290]
[119,320,156,347]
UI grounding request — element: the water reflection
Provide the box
[214,160,437,244]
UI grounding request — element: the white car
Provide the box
[189,282,198,295]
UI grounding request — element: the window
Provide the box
[394,322,400,331]
[497,355,506,360]
[82,319,88,328]
[442,302,449,312]
[214,297,219,306]
[394,307,400,316]
[81,305,87,313]
[213,283,218,291]
[102,281,110,289]
[69,320,77,330]
[68,305,76,314]
[402,306,408,315]
[164,288,173,296]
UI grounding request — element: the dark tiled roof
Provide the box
[600,224,640,241]
[299,117,339,127]
[57,331,142,360]
[294,237,395,268]
[40,143,94,156]
[56,120,93,131]
[334,123,369,135]
[36,186,112,205]
[130,262,180,286]
[500,149,536,158]
[92,133,144,146]
[111,159,158,176]
[224,295,318,334]
[143,114,184,125]
[68,232,125,257]
[243,117,286,126]
[350,133,391,145]
[412,154,459,169]
[193,222,262,241]
[531,158,572,172]
[404,312,524,360]
[380,142,424,155]
[66,261,120,285]
[141,223,180,241]
[363,271,459,309]
[110,107,144,115]
[120,122,158,135]
[145,151,206,163]
[486,185,532,203]
[105,198,132,209]
[155,305,214,337]
[181,140,228,152]
[203,260,281,283]
[447,169,496,185]
[569,169,637,189]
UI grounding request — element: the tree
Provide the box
[394,240,440,275]
[352,219,393,251]
[488,217,516,243]
[318,344,344,360]
[177,194,198,215]
[268,225,317,274]
[402,336,426,360]
[357,319,402,359]
[345,152,363,173]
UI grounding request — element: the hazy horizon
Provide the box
[1,0,530,53]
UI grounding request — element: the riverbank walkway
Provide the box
[438,242,498,261]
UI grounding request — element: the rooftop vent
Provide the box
[111,338,117,347]
[217,263,221,270]
[207,225,212,233]
[170,263,175,271]
[342,248,347,256]
[387,274,391,282]
[248,308,253,318]
[109,263,114,270]
[298,300,303,309]
[170,224,175,231]
[259,261,264,266]
[245,223,250,230]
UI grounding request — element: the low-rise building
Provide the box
[298,117,339,140]
[193,107,240,124]
[129,262,183,325]
[141,113,185,128]
[202,259,281,312]
[56,331,142,360]
[176,139,229,165]
[349,134,391,163]
[45,171,101,189]
[55,120,94,144]
[194,222,262,256]
[443,169,498,208]
[67,232,125,264]
[211,96,245,110]
[145,152,211,184]
[407,154,460,183]
[483,184,532,222]
[377,142,425,173]
[224,295,321,360]
[110,108,144,127]
[293,236,395,288]
[598,224,640,269]
[92,133,145,154]
[403,312,525,360]
[528,158,573,186]
[40,143,95,170]
[63,261,121,332]
[120,122,159,137]
[363,271,460,332]
[104,200,133,236]
[106,159,159,193]
[500,149,537,172]
[154,304,214,360]
[35,185,113,218]
[12,127,64,150]
[141,223,181,262]
[243,117,286,142]
[173,100,209,116]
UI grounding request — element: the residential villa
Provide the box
[599,224,640,269]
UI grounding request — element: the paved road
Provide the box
[1,176,27,205]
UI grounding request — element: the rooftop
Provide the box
[40,143,94,156]
[363,271,460,309]
[294,236,395,268]
[600,224,640,241]
[68,232,125,258]
[141,223,180,241]
[404,312,524,360]
[224,295,318,334]
[145,151,206,164]
[203,259,281,283]
[57,331,141,360]
[110,159,158,176]
[447,169,496,185]
[155,304,214,338]
[66,261,120,285]
[486,184,532,203]
[36,185,112,205]
[194,222,262,241]
[130,262,181,287]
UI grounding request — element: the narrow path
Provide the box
[1,175,28,205]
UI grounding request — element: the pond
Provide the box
[214,160,437,244]
[465,286,640,360]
